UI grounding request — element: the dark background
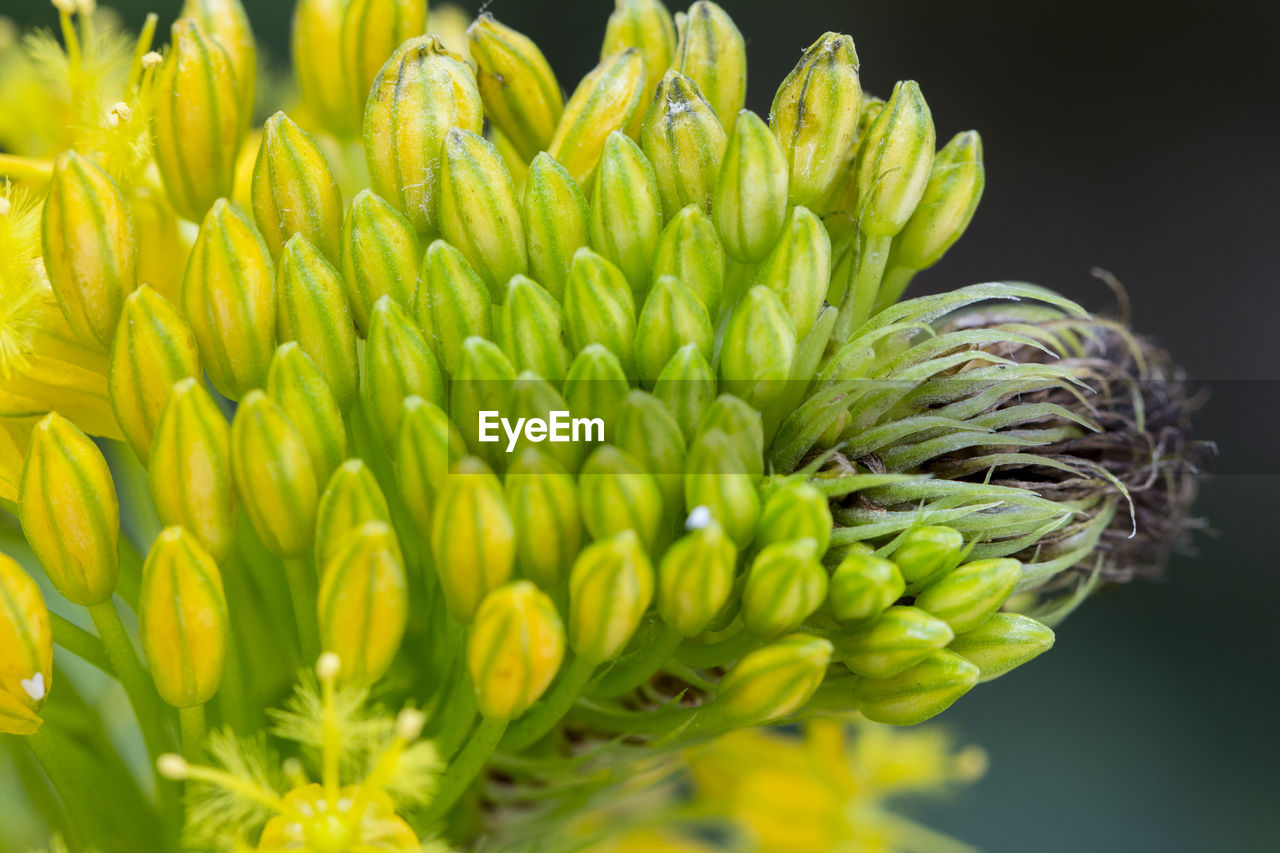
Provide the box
[5,1,1278,850]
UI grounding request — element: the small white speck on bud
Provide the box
[316,652,341,681]
[395,708,426,741]
[142,51,163,69]
[686,505,713,530]
[156,753,190,780]
[19,672,45,701]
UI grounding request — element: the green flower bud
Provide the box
[343,0,430,132]
[891,525,965,587]
[395,396,467,532]
[430,457,516,622]
[854,80,936,237]
[42,151,136,347]
[547,49,646,186]
[720,286,796,411]
[251,112,343,262]
[276,235,359,411]
[498,275,571,383]
[364,37,483,234]
[230,391,319,558]
[657,518,736,636]
[948,613,1055,682]
[567,530,653,664]
[714,111,788,263]
[505,449,583,589]
[603,0,678,132]
[340,189,421,336]
[635,274,714,386]
[742,538,827,638]
[505,374,585,472]
[833,604,954,679]
[828,548,904,623]
[0,552,53,717]
[588,132,664,299]
[182,0,255,136]
[315,459,393,570]
[914,558,1021,634]
[769,32,862,206]
[467,14,563,162]
[451,337,517,463]
[696,395,764,482]
[469,581,566,720]
[851,649,979,726]
[654,343,716,440]
[716,634,832,726]
[562,345,630,448]
[150,379,237,565]
[108,286,200,463]
[319,520,408,685]
[756,481,833,556]
[614,390,687,515]
[363,296,445,451]
[563,248,637,378]
[266,344,346,487]
[416,239,493,374]
[651,205,725,320]
[523,153,590,302]
[438,128,529,296]
[153,20,241,221]
[19,414,119,606]
[292,0,350,134]
[675,1,746,123]
[814,95,886,218]
[753,206,831,335]
[889,130,985,272]
[641,70,727,218]
[579,445,665,551]
[182,199,276,401]
[684,429,761,548]
[138,527,228,707]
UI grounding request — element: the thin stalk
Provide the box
[0,153,53,183]
[179,704,206,758]
[50,611,113,674]
[590,625,684,698]
[501,655,596,751]
[835,232,894,342]
[432,653,478,759]
[675,629,758,670]
[421,717,509,824]
[283,556,320,662]
[27,727,116,850]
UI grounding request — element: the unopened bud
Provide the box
[363,296,445,451]
[653,343,716,439]
[318,520,407,684]
[505,449,583,589]
[469,581,565,719]
[181,0,256,136]
[641,70,726,218]
[506,375,584,472]
[0,553,53,718]
[339,189,420,336]
[292,0,350,134]
[467,14,563,162]
[497,275,571,383]
[851,649,979,726]
[614,390,687,516]
[450,337,517,462]
[588,132,663,300]
[416,238,492,373]
[889,130,985,272]
[603,0,678,134]
[753,206,831,335]
[716,633,831,726]
[564,248,637,378]
[562,346,630,448]
[675,1,746,123]
[252,112,343,262]
[948,612,1055,682]
[719,286,796,410]
[756,481,833,556]
[891,525,965,588]
[314,460,393,570]
[568,530,654,664]
[651,205,724,320]
[636,274,714,386]
[657,519,735,636]
[276,235,359,411]
[696,395,764,482]
[714,111,788,263]
[914,557,1021,634]
[395,396,467,531]
[828,547,904,623]
[547,49,646,187]
[742,538,827,638]
[684,429,761,548]
[854,80,936,237]
[266,344,346,486]
[343,0,430,131]
[430,457,516,622]
[579,445,665,551]
[230,391,318,558]
[834,604,953,679]
[523,153,590,301]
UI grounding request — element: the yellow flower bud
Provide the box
[498,275,571,383]
[395,396,467,532]
[641,70,727,218]
[719,286,796,411]
[675,1,746,123]
[523,153,590,302]
[914,557,1021,634]
[562,345,630,448]
[0,553,53,718]
[889,130,986,273]
[891,525,965,587]
[568,530,653,664]
[813,95,886,218]
[834,604,954,679]
[252,112,344,263]
[417,239,494,374]
[851,649,979,726]
[603,0,678,118]
[563,248,637,379]
[266,344,347,487]
[547,49,646,186]
[292,0,351,134]
[948,613,1054,682]
[430,457,516,622]
[614,390,686,515]
[756,481,833,556]
[318,520,408,684]
[697,395,764,481]
[468,581,565,720]
[657,518,735,636]
[504,448,583,590]
[684,429,760,548]
[742,538,827,638]
[828,547,904,623]
[579,445,665,552]
[230,391,319,558]
[450,338,517,463]
[714,111,788,263]
[315,459,393,571]
[363,296,444,450]
[276,235,360,411]
[854,80,936,237]
[467,14,563,162]
[588,132,664,298]
[651,205,725,322]
[753,206,832,336]
[635,274,713,387]
[343,0,429,129]
[505,375,584,472]
[340,189,421,336]
[181,0,256,136]
[715,633,831,726]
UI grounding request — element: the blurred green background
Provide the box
[3,1,1276,850]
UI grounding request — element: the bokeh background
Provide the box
[3,1,1277,850]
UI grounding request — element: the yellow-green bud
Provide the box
[230,391,319,558]
[756,481,833,556]
[130,188,187,306]
[395,396,467,532]
[505,449,583,589]
[547,49,646,187]
[914,558,1021,634]
[42,151,137,347]
[563,248,637,378]
[318,520,408,685]
[754,206,831,335]
[183,199,276,400]
[292,0,350,134]
[343,0,429,131]
[579,445,665,551]
[276,235,360,411]
[182,0,256,136]
[589,132,664,299]
[153,19,241,221]
[696,394,764,482]
[833,604,953,679]
[851,649,979,726]
[467,14,563,162]
[636,274,714,386]
[416,239,493,374]
[675,1,746,123]
[720,286,796,411]
[364,37,483,234]
[19,414,119,606]
[266,344,347,487]
[684,429,760,548]
[641,70,727,218]
[814,96,886,218]
[340,189,421,336]
[149,379,237,565]
[363,296,445,451]
[315,460,393,570]
[603,0,678,134]
[657,518,735,636]
[715,634,831,726]
[498,275,571,383]
[769,32,862,206]
[469,581,566,720]
[828,548,904,623]
[948,613,1055,682]
[652,205,724,320]
[251,112,343,263]
[854,80,936,237]
[523,153,590,302]
[892,525,965,587]
[654,343,716,439]
[506,375,585,472]
[451,337,518,462]
[138,527,228,707]
[614,390,686,516]
[562,345,630,447]
[742,538,827,638]
[890,130,985,272]
[108,286,200,463]
[567,530,653,664]
[0,553,53,721]
[431,457,516,622]
[714,111,788,263]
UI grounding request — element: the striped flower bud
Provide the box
[340,189,420,335]
[769,32,862,206]
[395,396,466,531]
[814,95,886,218]
[547,49,646,186]
[720,286,796,411]
[315,459,393,570]
[363,296,445,451]
[914,558,1021,634]
[568,530,653,664]
[891,525,965,587]
[505,449,583,589]
[431,457,516,622]
[498,276,571,383]
[41,151,136,347]
[614,390,686,515]
[130,188,187,305]
[715,634,831,726]
[579,445,664,551]
[19,414,119,605]
[182,0,256,135]
[562,345,630,446]
[641,70,726,218]
[523,153,590,301]
[652,205,724,320]
[603,0,678,131]
[437,128,528,297]
[563,248,637,378]
[108,286,200,463]
[654,343,716,439]
[589,132,664,298]
[696,394,764,482]
[829,547,904,623]
[364,37,483,234]
[854,80,936,237]
[636,274,714,386]
[467,14,563,162]
[251,112,343,262]
[506,375,585,472]
[851,649,979,726]
[230,391,319,558]
[675,1,746,123]
[292,0,350,134]
[756,481,833,556]
[714,111,788,263]
[138,527,228,707]
[0,553,53,720]
[742,538,827,638]
[684,430,760,548]
[468,581,565,720]
[318,520,408,684]
[833,604,954,679]
[343,0,429,130]
[276,235,359,411]
[948,613,1055,682]
[417,239,493,374]
[889,130,986,273]
[149,379,237,564]
[657,519,736,636]
[266,344,346,486]
[754,206,831,335]
[153,19,241,221]
[451,337,517,462]
[183,199,276,401]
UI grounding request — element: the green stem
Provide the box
[432,624,477,759]
[283,556,320,662]
[179,704,206,758]
[570,698,703,738]
[590,625,685,698]
[216,611,254,732]
[87,601,172,761]
[675,629,758,670]
[501,655,597,751]
[50,611,113,674]
[27,726,115,851]
[835,232,894,342]
[421,717,509,824]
